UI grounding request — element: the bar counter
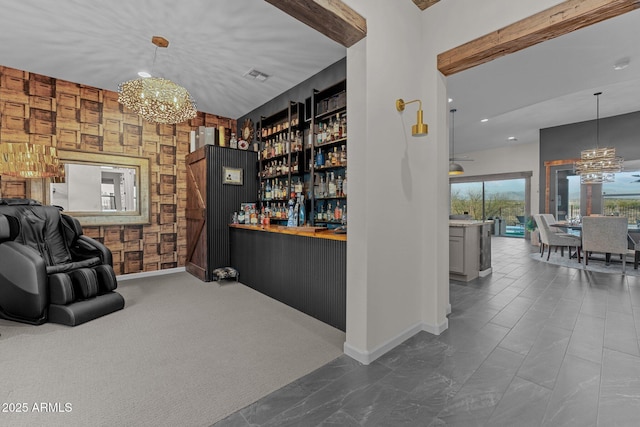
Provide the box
[229,224,347,241]
[229,224,346,331]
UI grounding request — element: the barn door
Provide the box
[185,147,208,280]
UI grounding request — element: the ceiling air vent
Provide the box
[243,68,270,82]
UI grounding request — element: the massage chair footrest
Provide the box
[48,291,125,326]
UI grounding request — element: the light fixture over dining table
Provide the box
[574,92,623,184]
[118,36,197,125]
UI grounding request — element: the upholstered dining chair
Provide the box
[534,214,582,262]
[581,216,629,274]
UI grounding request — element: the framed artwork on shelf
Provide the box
[223,166,243,185]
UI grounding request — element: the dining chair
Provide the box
[581,216,628,274]
[534,214,582,262]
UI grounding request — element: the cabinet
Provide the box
[308,80,347,227]
[449,221,492,282]
[257,102,305,223]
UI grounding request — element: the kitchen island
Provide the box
[449,220,492,282]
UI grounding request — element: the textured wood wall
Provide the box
[0,65,236,275]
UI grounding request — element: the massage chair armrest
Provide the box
[0,242,48,322]
[74,235,113,267]
[0,213,20,243]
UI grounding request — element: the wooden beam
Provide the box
[265,0,366,47]
[438,0,640,76]
[412,0,440,11]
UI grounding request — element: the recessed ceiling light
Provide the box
[481,118,489,123]
[507,136,517,142]
[613,57,630,71]
[137,71,152,78]
[448,98,453,103]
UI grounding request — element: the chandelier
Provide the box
[0,142,65,179]
[574,92,623,184]
[118,36,197,125]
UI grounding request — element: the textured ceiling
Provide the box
[0,1,638,154]
[0,0,346,119]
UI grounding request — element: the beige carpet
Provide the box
[0,272,345,427]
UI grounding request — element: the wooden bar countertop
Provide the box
[229,224,347,241]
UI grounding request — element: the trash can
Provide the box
[493,218,506,236]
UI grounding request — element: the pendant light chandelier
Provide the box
[574,92,623,184]
[0,142,64,179]
[449,108,464,176]
[118,36,197,125]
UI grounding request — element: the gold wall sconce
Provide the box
[395,98,428,136]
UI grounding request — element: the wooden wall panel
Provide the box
[0,64,237,275]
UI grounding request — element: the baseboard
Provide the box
[422,318,449,335]
[343,317,450,365]
[479,267,492,277]
[117,267,186,281]
[343,322,423,365]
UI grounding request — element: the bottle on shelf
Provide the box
[340,145,347,165]
[265,180,272,200]
[342,171,347,196]
[298,194,306,226]
[328,172,337,197]
[340,114,347,138]
[316,148,324,168]
[334,114,340,139]
[319,174,327,198]
[334,201,342,221]
[230,133,238,149]
[337,174,343,197]
[331,147,339,166]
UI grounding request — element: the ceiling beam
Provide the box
[438,0,640,76]
[264,0,366,48]
[412,0,441,11]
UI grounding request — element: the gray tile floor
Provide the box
[213,237,640,426]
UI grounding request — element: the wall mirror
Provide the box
[50,150,150,226]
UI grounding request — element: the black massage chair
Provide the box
[0,198,124,326]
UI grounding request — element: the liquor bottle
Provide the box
[265,180,272,200]
[237,209,245,224]
[334,114,340,139]
[316,124,323,145]
[334,201,341,220]
[341,114,347,138]
[327,202,333,221]
[316,148,324,168]
[328,116,334,141]
[337,174,343,197]
[287,195,296,227]
[328,172,337,197]
[340,145,347,165]
[331,147,339,166]
[230,133,238,149]
[319,174,327,198]
[298,194,306,226]
[342,171,347,196]
[322,123,328,144]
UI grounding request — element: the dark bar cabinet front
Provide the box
[229,225,346,331]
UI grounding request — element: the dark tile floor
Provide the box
[213,237,640,426]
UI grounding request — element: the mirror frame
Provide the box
[54,150,151,226]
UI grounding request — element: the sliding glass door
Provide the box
[450,173,530,238]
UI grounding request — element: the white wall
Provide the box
[343,0,565,364]
[457,142,541,215]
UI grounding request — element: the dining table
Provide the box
[553,221,640,269]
